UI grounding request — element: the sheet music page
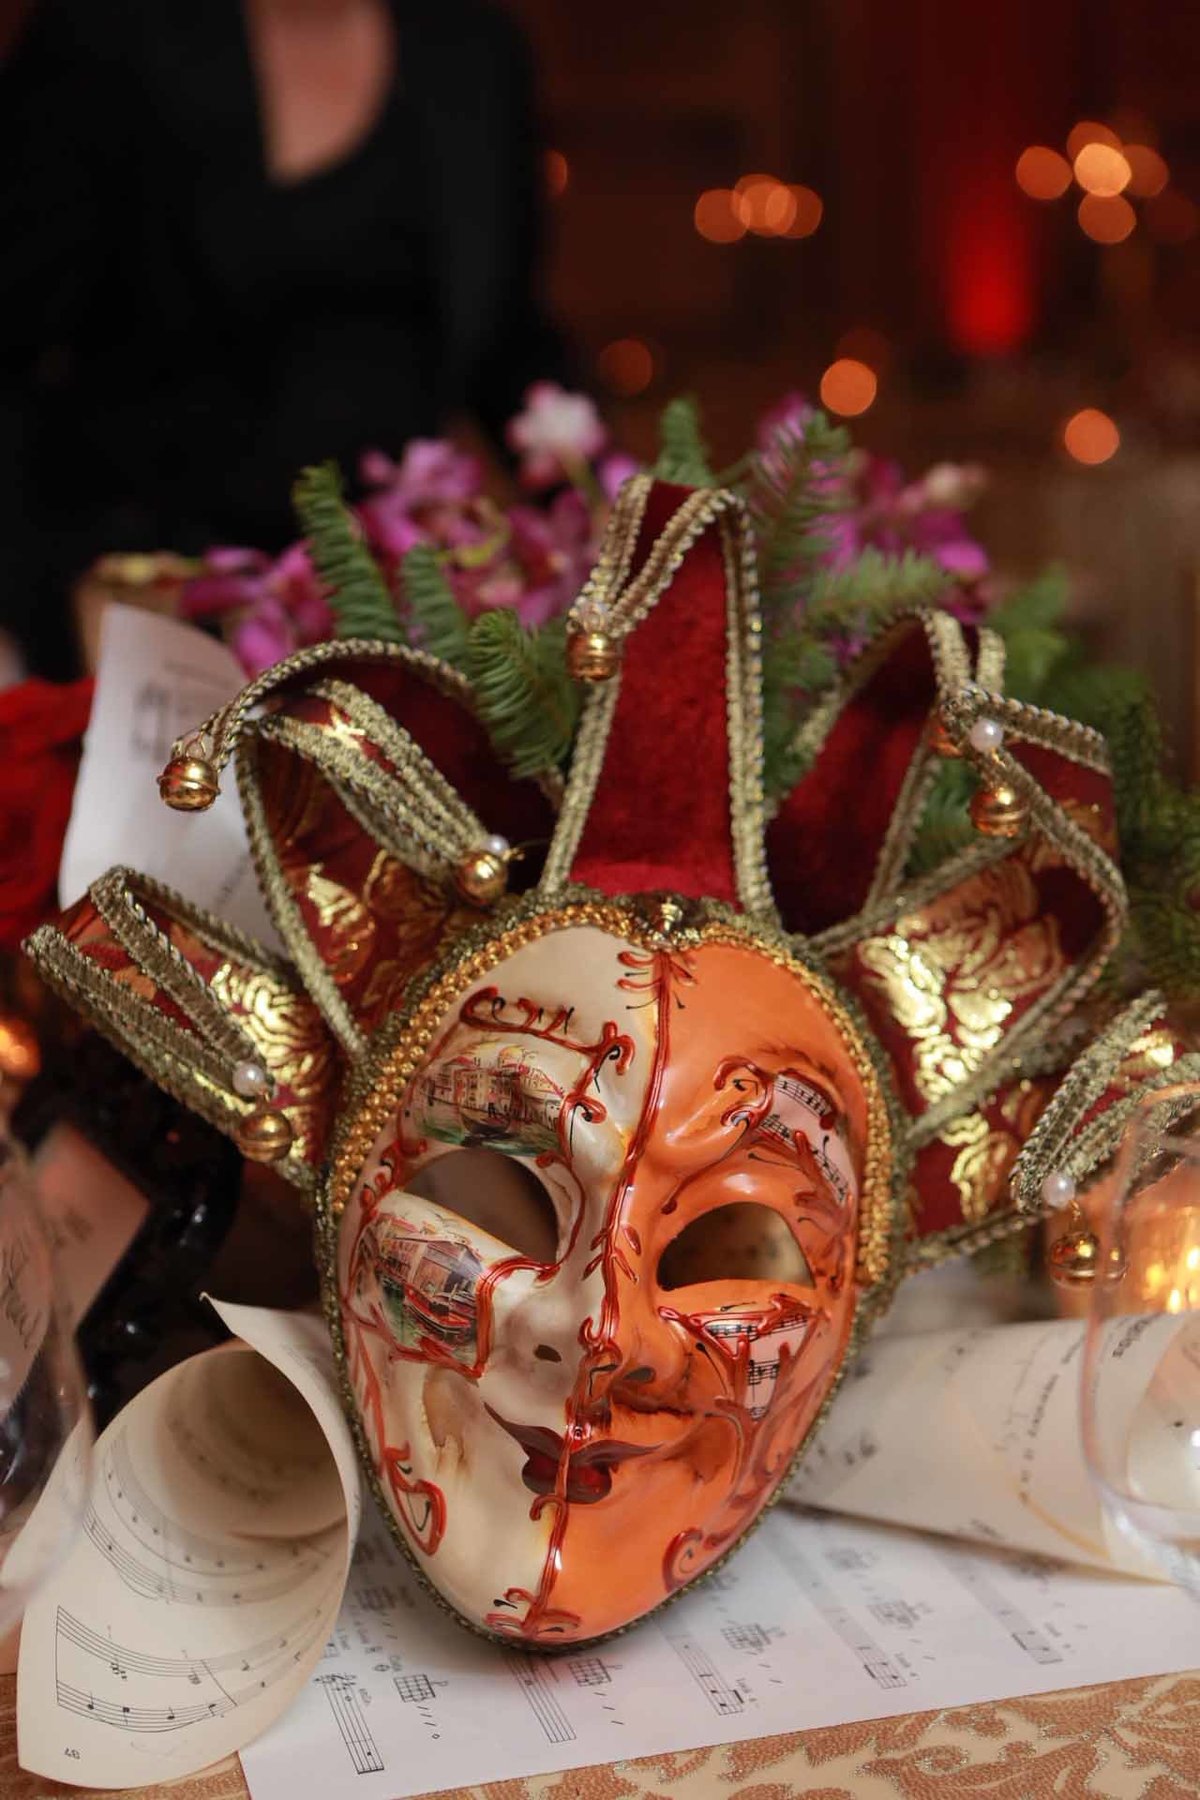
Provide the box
[788,1317,1182,1575]
[58,603,280,948]
[16,1302,359,1789]
[239,1495,1200,1800]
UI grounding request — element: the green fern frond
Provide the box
[761,629,836,798]
[653,397,715,487]
[743,409,850,622]
[803,548,950,629]
[907,761,977,875]
[466,611,580,778]
[291,462,402,642]
[399,544,470,670]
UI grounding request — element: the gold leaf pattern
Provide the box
[856,858,1065,1103]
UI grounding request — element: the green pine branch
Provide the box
[653,396,715,487]
[466,611,580,779]
[400,544,471,670]
[291,462,403,642]
[803,547,950,629]
[743,409,850,625]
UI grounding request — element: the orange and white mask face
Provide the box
[334,911,890,1644]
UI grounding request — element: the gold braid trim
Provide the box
[1007,992,1200,1214]
[974,625,1006,691]
[25,870,321,1192]
[166,639,477,785]
[721,507,773,919]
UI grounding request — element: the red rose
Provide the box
[0,679,94,954]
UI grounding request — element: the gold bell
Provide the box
[235,1106,295,1163]
[158,754,220,812]
[1048,1227,1102,1287]
[970,779,1027,839]
[566,627,619,683]
[454,849,509,908]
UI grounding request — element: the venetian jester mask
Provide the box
[30,478,1199,1645]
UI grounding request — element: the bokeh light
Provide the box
[1145,189,1199,244]
[694,188,746,243]
[1073,142,1132,197]
[1063,409,1120,465]
[545,150,569,200]
[1078,193,1136,243]
[735,173,789,234]
[597,337,655,398]
[1123,144,1169,199]
[1015,146,1072,200]
[1066,119,1121,160]
[819,359,877,417]
[781,184,824,238]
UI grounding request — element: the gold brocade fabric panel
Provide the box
[833,851,1078,1122]
[910,1072,1057,1238]
[1,1672,1192,1799]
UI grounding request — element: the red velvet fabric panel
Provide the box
[1012,740,1118,855]
[570,483,739,902]
[767,627,936,935]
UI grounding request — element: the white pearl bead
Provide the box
[969,717,1005,755]
[1042,1168,1077,1209]
[233,1060,270,1099]
[482,834,511,858]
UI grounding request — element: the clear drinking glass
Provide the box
[1081,1082,1200,1594]
[0,1131,93,1634]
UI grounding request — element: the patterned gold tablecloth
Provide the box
[1,1671,1197,1800]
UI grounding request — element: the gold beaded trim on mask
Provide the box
[322,894,900,1289]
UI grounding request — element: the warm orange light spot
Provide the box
[1078,192,1136,243]
[1145,189,1199,244]
[732,174,792,235]
[835,325,890,371]
[694,188,745,243]
[1066,119,1121,160]
[1015,146,1072,200]
[1063,408,1120,465]
[597,337,654,398]
[781,183,823,238]
[1123,144,1169,199]
[819,359,877,417]
[1073,142,1132,197]
[545,150,569,200]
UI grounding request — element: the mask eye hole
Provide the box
[657,1203,814,1291]
[405,1148,559,1264]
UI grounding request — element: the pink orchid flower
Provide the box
[507,382,609,491]
[180,540,334,677]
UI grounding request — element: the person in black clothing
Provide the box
[0,0,571,676]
